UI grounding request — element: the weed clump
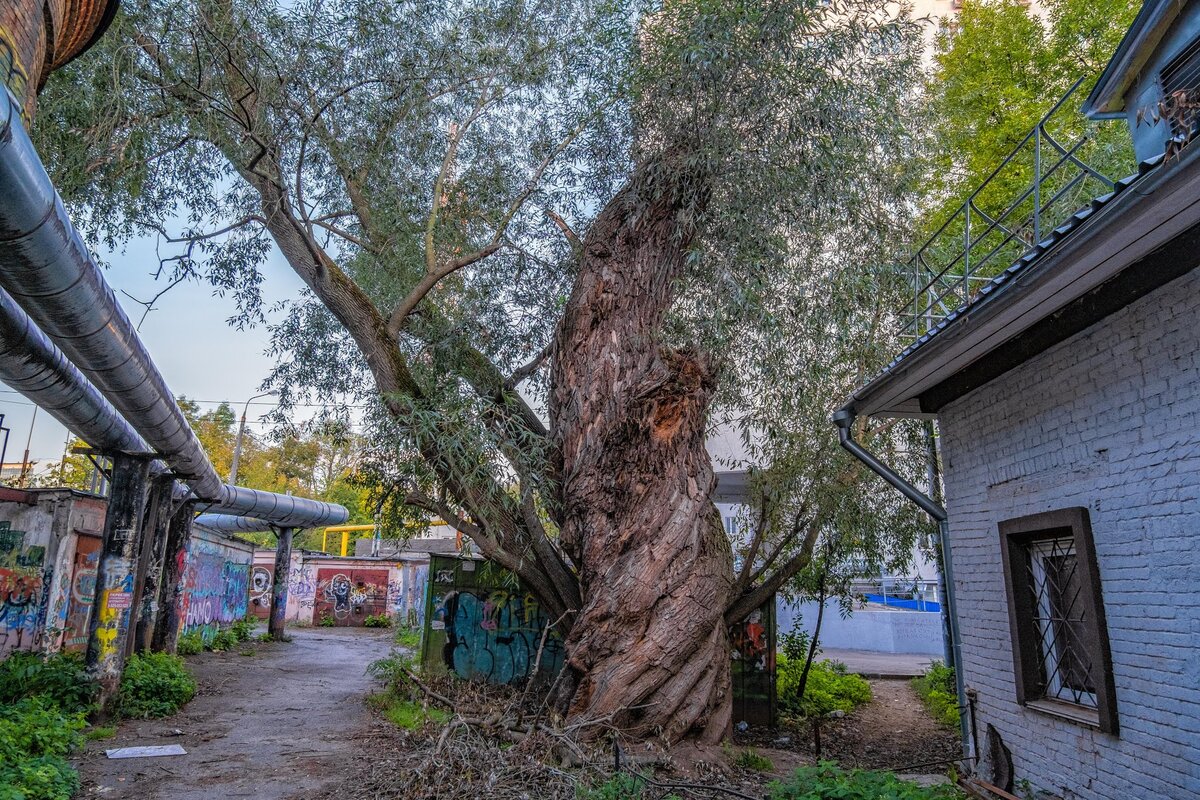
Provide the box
[363,613,392,628]
[176,632,204,655]
[118,652,196,719]
[912,660,959,727]
[768,763,965,799]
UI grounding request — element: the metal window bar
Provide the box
[1026,537,1097,709]
[902,77,1128,338]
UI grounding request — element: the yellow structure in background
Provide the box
[320,524,376,557]
[319,520,450,556]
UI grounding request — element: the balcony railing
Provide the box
[903,78,1135,339]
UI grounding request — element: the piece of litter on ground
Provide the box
[105,745,188,759]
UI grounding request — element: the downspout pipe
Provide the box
[0,89,347,529]
[832,408,972,763]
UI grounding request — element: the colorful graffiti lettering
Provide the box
[439,590,564,685]
[0,525,46,656]
[0,31,30,119]
[179,540,251,642]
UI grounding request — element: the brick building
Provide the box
[836,2,1200,798]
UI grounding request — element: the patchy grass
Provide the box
[576,773,682,799]
[913,661,960,727]
[394,627,422,650]
[368,693,449,731]
[767,763,964,799]
[84,725,117,741]
[731,746,774,772]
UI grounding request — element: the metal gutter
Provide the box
[0,89,347,529]
[833,409,971,763]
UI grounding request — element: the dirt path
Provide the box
[75,627,396,800]
[735,678,961,775]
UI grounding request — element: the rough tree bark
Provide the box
[550,170,735,744]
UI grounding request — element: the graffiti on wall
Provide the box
[287,565,316,610]
[62,538,100,651]
[387,563,428,628]
[179,539,251,641]
[0,523,47,656]
[432,589,565,685]
[249,566,273,618]
[314,568,387,626]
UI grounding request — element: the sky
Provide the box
[0,232,311,466]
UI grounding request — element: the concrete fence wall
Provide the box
[777,598,944,657]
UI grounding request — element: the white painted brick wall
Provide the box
[938,267,1200,800]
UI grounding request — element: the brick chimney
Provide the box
[1,0,121,122]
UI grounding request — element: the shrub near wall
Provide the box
[0,653,95,800]
[776,657,872,718]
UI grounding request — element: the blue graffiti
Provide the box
[442,590,564,685]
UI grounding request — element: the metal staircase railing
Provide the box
[903,77,1133,338]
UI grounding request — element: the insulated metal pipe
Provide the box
[193,514,274,533]
[0,284,149,454]
[832,409,971,762]
[0,89,347,529]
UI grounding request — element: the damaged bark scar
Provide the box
[647,349,712,443]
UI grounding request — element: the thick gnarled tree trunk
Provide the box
[550,173,735,743]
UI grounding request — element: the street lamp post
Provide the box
[229,392,273,484]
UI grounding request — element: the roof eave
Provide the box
[1083,0,1182,118]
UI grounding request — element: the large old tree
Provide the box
[37,0,928,741]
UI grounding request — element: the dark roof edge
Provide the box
[1084,0,1181,118]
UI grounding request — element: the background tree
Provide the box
[35,0,929,742]
[921,0,1139,248]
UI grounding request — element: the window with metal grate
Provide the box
[998,507,1118,734]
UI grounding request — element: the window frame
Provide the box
[998,507,1119,735]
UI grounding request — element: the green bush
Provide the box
[913,661,960,727]
[777,657,871,718]
[318,613,336,627]
[118,652,196,719]
[176,632,204,655]
[768,763,965,800]
[230,619,256,642]
[0,652,96,714]
[363,613,392,628]
[0,696,86,800]
[209,630,237,652]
